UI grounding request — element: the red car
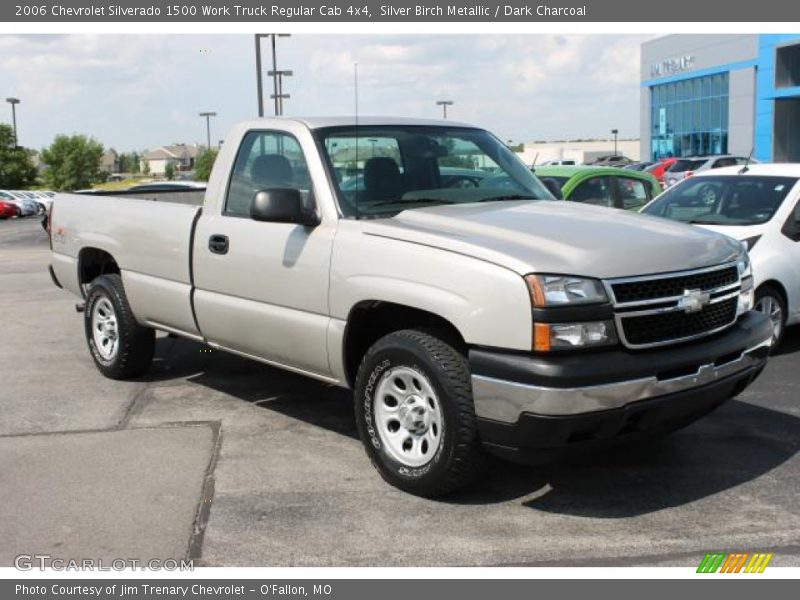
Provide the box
[0,200,19,219]
[645,157,677,184]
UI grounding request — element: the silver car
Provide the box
[663,155,754,188]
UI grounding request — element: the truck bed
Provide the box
[50,192,203,337]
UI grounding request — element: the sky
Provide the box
[0,34,654,153]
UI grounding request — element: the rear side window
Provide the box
[570,177,613,207]
[616,177,650,210]
[224,130,312,217]
[669,159,705,172]
[713,157,737,168]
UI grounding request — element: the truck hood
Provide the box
[363,200,741,279]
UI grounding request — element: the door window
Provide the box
[616,177,650,210]
[225,131,313,216]
[570,177,613,207]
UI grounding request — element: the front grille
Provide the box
[611,266,738,304]
[621,297,738,347]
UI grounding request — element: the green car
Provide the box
[534,165,662,211]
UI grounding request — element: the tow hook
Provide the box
[75,303,85,313]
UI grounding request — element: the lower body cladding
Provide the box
[470,311,773,463]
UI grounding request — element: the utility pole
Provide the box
[6,97,20,147]
[436,100,454,119]
[268,70,293,115]
[199,112,217,151]
[254,34,291,117]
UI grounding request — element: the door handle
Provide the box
[208,234,229,255]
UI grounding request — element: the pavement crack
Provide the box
[187,420,222,564]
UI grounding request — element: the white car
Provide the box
[642,163,800,347]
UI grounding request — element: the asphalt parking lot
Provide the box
[2,216,800,567]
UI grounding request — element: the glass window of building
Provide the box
[776,43,800,88]
[649,72,729,160]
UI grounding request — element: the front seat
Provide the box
[363,157,402,203]
[251,154,294,188]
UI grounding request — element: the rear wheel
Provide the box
[354,329,487,497]
[84,274,154,379]
[754,284,787,351]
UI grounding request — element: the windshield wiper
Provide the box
[369,198,457,207]
[686,218,728,225]
[477,194,539,202]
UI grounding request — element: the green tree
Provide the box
[0,124,37,189]
[130,152,141,174]
[40,134,105,191]
[142,158,150,175]
[117,153,130,173]
[193,149,218,182]
[164,161,175,181]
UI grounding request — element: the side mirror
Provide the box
[541,178,564,200]
[250,188,319,226]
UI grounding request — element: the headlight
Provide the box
[737,244,752,278]
[525,274,608,307]
[534,321,618,351]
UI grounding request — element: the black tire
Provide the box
[353,329,487,497]
[754,284,787,352]
[83,274,155,379]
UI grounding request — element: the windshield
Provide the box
[642,175,798,226]
[315,125,552,217]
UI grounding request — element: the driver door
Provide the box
[192,129,336,378]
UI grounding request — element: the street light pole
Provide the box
[254,35,264,117]
[6,97,20,147]
[255,34,291,117]
[268,69,293,115]
[199,112,217,151]
[611,128,619,156]
[436,100,453,119]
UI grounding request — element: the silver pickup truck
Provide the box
[49,117,773,496]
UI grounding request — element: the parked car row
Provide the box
[662,155,754,188]
[0,189,55,219]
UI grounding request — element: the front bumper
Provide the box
[470,311,772,461]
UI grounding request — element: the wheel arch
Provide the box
[78,247,121,295]
[342,300,466,388]
[757,279,788,307]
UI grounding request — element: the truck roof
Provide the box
[239,116,477,130]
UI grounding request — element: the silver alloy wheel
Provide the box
[374,365,443,468]
[755,295,784,343]
[91,296,119,360]
[699,185,718,204]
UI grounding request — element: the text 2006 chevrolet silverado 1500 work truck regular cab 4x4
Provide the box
[49,117,773,496]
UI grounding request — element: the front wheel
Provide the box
[354,329,487,497]
[84,274,155,379]
[754,285,787,351]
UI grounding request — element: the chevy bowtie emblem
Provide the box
[678,289,711,314]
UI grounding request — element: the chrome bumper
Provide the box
[472,336,772,423]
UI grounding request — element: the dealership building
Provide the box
[641,34,800,163]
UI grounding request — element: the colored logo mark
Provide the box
[697,552,773,573]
